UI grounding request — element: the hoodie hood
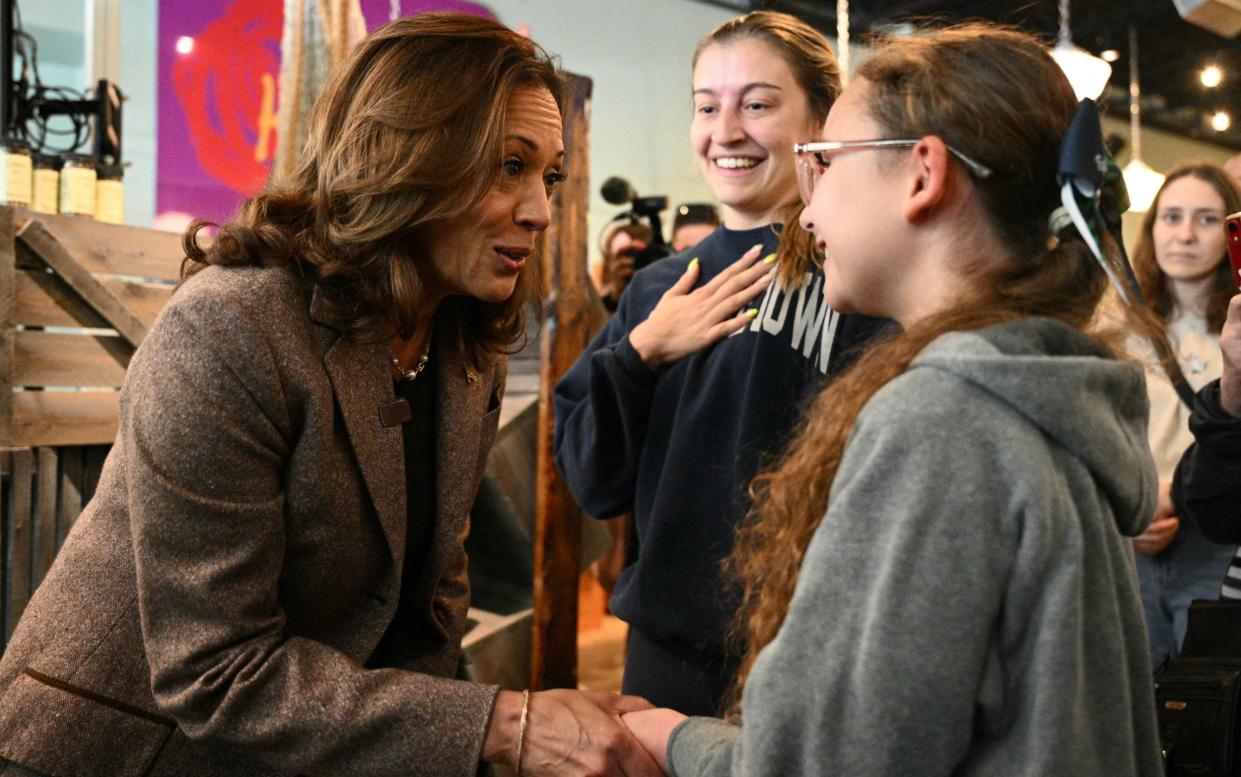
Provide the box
[912,317,1156,536]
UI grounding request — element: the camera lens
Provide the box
[1230,221,1239,233]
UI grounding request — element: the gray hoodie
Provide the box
[668,318,1163,777]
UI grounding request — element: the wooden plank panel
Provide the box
[57,446,84,544]
[11,392,119,448]
[16,211,184,282]
[0,449,9,649]
[33,447,57,587]
[82,445,110,504]
[6,448,33,640]
[13,330,130,387]
[18,221,150,347]
[0,210,16,446]
[13,270,172,329]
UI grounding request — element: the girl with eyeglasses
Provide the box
[553,11,888,717]
[1128,163,1241,665]
[622,24,1163,777]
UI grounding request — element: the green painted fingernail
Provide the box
[763,253,777,264]
[688,258,699,269]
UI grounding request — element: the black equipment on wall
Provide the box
[1,0,124,165]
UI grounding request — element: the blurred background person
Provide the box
[671,202,721,251]
[1129,162,1241,666]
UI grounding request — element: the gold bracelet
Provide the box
[515,689,530,776]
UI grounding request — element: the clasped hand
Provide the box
[628,244,775,369]
[484,688,665,777]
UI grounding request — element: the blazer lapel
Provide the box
[431,323,490,557]
[311,289,406,566]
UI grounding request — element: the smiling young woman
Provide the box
[553,11,890,718]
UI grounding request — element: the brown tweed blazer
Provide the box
[0,265,505,776]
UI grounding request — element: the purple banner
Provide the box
[157,0,496,227]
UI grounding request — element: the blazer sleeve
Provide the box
[1175,379,1241,542]
[552,281,660,519]
[123,287,498,777]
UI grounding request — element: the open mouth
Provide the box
[496,247,530,272]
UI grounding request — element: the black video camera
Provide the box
[601,175,674,271]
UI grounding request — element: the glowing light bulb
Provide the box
[1100,49,1120,63]
[1212,111,1232,132]
[176,36,194,55]
[1202,65,1223,88]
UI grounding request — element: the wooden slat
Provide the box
[82,445,109,504]
[57,446,84,544]
[13,269,172,329]
[11,392,119,447]
[13,330,130,387]
[531,73,596,691]
[18,220,150,347]
[13,210,184,282]
[0,449,9,648]
[6,448,33,640]
[0,211,16,446]
[34,447,57,586]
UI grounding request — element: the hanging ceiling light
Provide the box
[1049,0,1112,100]
[1122,25,1165,213]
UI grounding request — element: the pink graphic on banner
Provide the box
[157,0,496,225]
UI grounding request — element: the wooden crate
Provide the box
[1,445,110,648]
[0,207,182,649]
[0,206,183,448]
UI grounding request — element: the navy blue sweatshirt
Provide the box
[553,224,889,664]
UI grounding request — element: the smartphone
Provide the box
[1228,212,1241,291]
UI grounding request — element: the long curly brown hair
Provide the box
[1132,162,1241,332]
[693,11,841,291]
[722,23,1167,714]
[180,13,563,367]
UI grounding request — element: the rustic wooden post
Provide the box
[531,73,598,690]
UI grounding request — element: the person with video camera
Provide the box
[1175,291,1241,543]
[598,220,653,311]
[553,11,889,717]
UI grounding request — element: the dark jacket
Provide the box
[553,224,888,669]
[1174,379,1241,543]
[0,265,502,777]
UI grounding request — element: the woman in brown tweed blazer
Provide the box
[0,14,660,777]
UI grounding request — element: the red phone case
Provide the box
[1229,212,1241,292]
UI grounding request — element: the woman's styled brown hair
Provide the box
[724,24,1134,712]
[694,11,841,290]
[181,13,564,366]
[1132,162,1241,332]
